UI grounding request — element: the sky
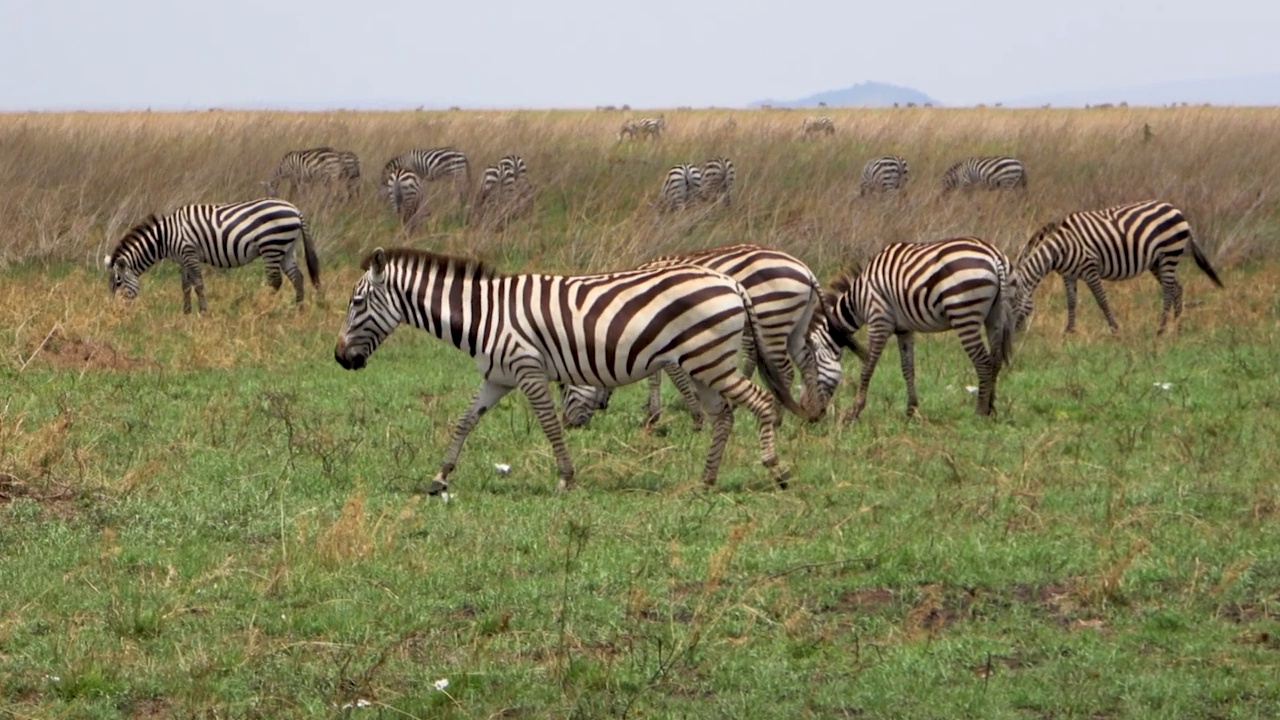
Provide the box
[3,0,1279,110]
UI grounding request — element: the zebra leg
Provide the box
[263,255,285,293]
[956,324,996,416]
[897,332,919,417]
[1062,276,1079,333]
[179,254,205,314]
[661,364,705,431]
[516,372,577,492]
[644,372,665,429]
[1154,267,1184,336]
[430,380,514,495]
[1082,270,1120,334]
[842,321,890,423]
[281,251,305,303]
[696,374,788,489]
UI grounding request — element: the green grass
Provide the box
[3,265,1278,719]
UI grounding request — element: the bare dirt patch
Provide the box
[27,327,157,371]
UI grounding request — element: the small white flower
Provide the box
[965,386,979,394]
[341,699,373,710]
[44,675,60,683]
[439,492,453,504]
[434,678,450,691]
[945,384,954,391]
[494,463,511,475]
[1153,382,1172,391]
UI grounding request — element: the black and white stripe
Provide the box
[656,164,702,213]
[334,248,809,492]
[382,147,471,207]
[824,237,1015,420]
[1013,200,1224,335]
[387,167,426,230]
[105,199,320,314]
[802,116,835,137]
[264,147,361,198]
[699,156,736,207]
[476,155,532,207]
[618,116,666,140]
[859,155,910,195]
[941,156,1026,191]
[560,243,838,429]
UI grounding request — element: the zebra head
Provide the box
[559,385,612,428]
[822,272,870,362]
[335,248,403,371]
[801,324,846,416]
[105,254,141,300]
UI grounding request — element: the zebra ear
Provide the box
[103,255,113,269]
[368,247,387,277]
[111,256,127,271]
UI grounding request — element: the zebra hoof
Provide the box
[774,467,791,490]
[427,478,448,496]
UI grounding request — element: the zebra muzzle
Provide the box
[334,344,367,370]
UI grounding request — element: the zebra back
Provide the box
[657,164,702,213]
[942,156,1026,191]
[699,156,736,206]
[859,155,909,195]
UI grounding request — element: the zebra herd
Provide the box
[99,132,1224,494]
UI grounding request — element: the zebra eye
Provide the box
[351,294,366,305]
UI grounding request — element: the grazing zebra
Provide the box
[264,147,361,198]
[802,116,835,137]
[476,155,532,208]
[941,156,1027,191]
[1012,200,1224,336]
[105,199,320,314]
[560,243,840,429]
[382,147,471,208]
[618,116,665,140]
[656,164,702,213]
[824,237,1015,421]
[333,248,809,492]
[387,167,426,230]
[859,155,910,195]
[699,156,736,206]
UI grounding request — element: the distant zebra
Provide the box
[382,147,471,209]
[474,155,535,228]
[941,156,1026,191]
[824,237,1015,421]
[802,116,835,137]
[387,167,426,230]
[560,243,839,429]
[859,155,910,195]
[699,156,736,206]
[264,147,361,198]
[656,164,702,213]
[105,199,320,314]
[334,248,809,492]
[1012,200,1224,336]
[618,116,665,140]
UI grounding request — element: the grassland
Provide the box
[1,107,1279,719]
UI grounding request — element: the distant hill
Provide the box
[750,81,940,109]
[1003,73,1280,108]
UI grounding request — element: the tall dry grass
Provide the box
[0,106,1277,277]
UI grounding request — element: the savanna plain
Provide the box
[1,107,1279,719]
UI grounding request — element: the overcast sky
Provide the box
[3,0,1278,110]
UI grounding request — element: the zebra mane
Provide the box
[1020,219,1065,261]
[108,214,163,260]
[362,247,500,280]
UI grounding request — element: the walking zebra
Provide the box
[802,116,835,137]
[656,164,702,213]
[560,243,840,429]
[264,147,361,198]
[387,167,426,231]
[941,156,1026,191]
[334,248,808,492]
[1012,200,1224,336]
[382,147,471,210]
[824,237,1015,421]
[618,116,665,140]
[859,155,910,195]
[105,199,320,314]
[699,156,736,206]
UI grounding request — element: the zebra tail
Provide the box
[992,274,1016,370]
[300,215,321,289]
[1190,238,1224,288]
[740,287,814,421]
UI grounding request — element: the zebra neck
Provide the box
[394,272,495,356]
[1015,243,1057,291]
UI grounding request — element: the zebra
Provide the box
[475,155,532,209]
[699,156,736,207]
[1012,200,1224,336]
[559,243,841,429]
[941,156,1026,191]
[859,155,910,195]
[387,167,426,231]
[382,147,471,210]
[333,247,810,493]
[618,116,665,140]
[824,237,1015,421]
[264,147,361,198]
[105,199,320,314]
[656,164,702,213]
[802,116,835,137]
